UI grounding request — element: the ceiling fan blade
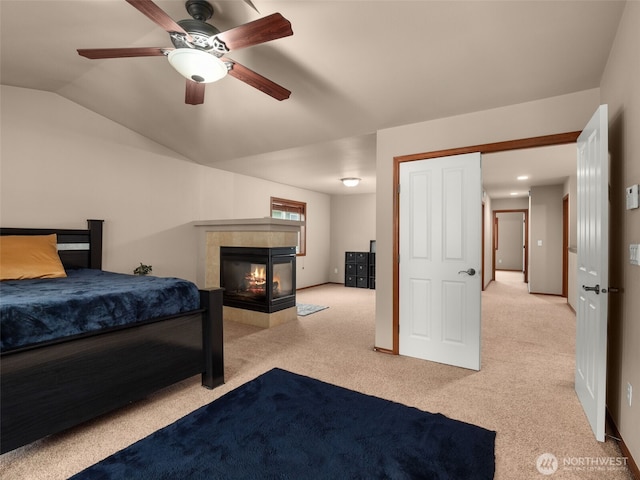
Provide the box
[185,80,205,105]
[77,47,169,59]
[243,0,260,14]
[125,0,192,41]
[223,58,291,101]
[215,13,292,51]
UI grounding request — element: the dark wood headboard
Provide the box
[0,219,104,270]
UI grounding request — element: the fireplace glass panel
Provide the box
[220,246,296,313]
[273,262,293,298]
[221,260,269,302]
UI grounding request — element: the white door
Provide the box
[399,153,482,371]
[575,104,609,442]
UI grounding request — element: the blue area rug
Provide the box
[296,303,329,316]
[71,368,496,479]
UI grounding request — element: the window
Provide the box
[271,197,306,256]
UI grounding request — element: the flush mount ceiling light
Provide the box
[517,175,529,181]
[341,177,361,187]
[167,49,228,83]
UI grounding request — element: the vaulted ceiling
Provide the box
[0,1,625,195]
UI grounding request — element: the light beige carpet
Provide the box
[0,274,633,479]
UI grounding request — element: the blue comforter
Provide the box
[0,269,201,352]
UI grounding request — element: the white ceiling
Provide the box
[483,143,577,199]
[0,1,625,196]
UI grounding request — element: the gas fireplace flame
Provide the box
[252,266,266,283]
[245,264,267,293]
[243,264,281,295]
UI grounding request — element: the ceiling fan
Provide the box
[78,0,293,105]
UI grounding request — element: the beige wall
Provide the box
[600,0,640,465]
[495,212,524,271]
[528,184,564,295]
[329,193,376,284]
[491,198,529,211]
[0,85,331,289]
[375,88,601,349]
[482,195,493,289]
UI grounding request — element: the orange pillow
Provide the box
[0,234,67,280]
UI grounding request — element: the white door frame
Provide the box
[389,131,581,355]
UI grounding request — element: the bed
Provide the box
[0,220,224,454]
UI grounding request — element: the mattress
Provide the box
[0,269,200,352]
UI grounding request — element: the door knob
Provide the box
[458,268,476,276]
[582,284,600,294]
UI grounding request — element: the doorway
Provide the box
[392,131,580,354]
[493,209,528,283]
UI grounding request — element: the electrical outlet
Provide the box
[627,382,633,407]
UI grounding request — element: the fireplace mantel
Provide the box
[193,218,303,232]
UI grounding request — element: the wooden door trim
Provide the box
[392,131,580,355]
[482,202,486,291]
[562,194,569,298]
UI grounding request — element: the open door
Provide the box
[399,153,482,371]
[575,104,609,442]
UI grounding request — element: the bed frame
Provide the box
[0,220,224,454]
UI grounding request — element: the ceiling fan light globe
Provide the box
[167,49,227,83]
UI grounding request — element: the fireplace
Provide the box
[220,246,296,313]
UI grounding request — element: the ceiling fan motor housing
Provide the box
[185,0,214,21]
[172,19,221,50]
